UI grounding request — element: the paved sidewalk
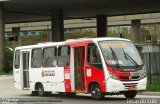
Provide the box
[138,92,160,96]
[0,75,13,80]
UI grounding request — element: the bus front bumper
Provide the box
[106,77,147,92]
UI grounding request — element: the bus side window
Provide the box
[43,47,57,67]
[88,43,102,69]
[57,46,70,67]
[31,48,42,68]
[14,50,20,69]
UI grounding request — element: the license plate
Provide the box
[128,86,136,90]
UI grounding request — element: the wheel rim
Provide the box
[91,87,101,96]
[38,86,43,95]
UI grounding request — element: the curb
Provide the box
[138,92,160,96]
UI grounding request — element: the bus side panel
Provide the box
[64,66,72,92]
[29,64,65,92]
[85,65,106,92]
[30,82,35,91]
[29,68,47,91]
[14,51,23,90]
[14,68,22,90]
[50,67,65,92]
[29,67,65,93]
[69,47,75,92]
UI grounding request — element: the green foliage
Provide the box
[152,33,158,44]
[0,70,13,75]
[21,31,48,46]
[65,27,132,40]
[64,29,97,40]
[107,29,132,40]
[4,48,13,73]
[147,77,160,92]
[5,40,13,49]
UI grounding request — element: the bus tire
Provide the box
[45,92,52,96]
[37,84,45,96]
[91,84,104,100]
[31,91,38,96]
[66,92,76,96]
[124,91,137,99]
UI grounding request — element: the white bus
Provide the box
[13,37,147,99]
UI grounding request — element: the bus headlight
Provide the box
[141,70,147,79]
[109,72,118,80]
[139,67,147,79]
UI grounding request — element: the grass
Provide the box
[146,77,160,92]
[0,70,13,76]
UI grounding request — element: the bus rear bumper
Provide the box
[106,77,147,92]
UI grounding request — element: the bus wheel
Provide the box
[124,91,137,99]
[91,84,104,100]
[31,91,38,96]
[66,93,76,96]
[37,84,45,96]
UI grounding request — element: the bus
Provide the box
[13,37,147,99]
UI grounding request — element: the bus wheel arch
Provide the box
[88,81,105,100]
[35,82,42,90]
[88,82,99,93]
[35,82,45,96]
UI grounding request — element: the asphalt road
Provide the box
[0,77,160,104]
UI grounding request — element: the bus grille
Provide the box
[119,71,140,81]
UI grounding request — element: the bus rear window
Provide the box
[14,50,20,69]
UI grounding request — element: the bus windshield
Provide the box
[98,40,143,67]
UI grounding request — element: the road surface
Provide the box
[0,77,159,104]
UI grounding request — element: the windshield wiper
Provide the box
[110,47,119,68]
[122,49,139,68]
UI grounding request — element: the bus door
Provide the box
[22,51,30,89]
[74,46,85,91]
[14,50,22,90]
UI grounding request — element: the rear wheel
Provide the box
[90,84,104,100]
[37,84,45,96]
[124,91,137,99]
[31,91,38,96]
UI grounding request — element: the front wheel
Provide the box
[124,91,137,99]
[66,93,76,96]
[91,84,105,100]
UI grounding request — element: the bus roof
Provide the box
[15,37,131,50]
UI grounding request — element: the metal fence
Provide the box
[138,45,160,91]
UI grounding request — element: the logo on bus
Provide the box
[41,70,55,77]
[41,70,44,77]
[87,69,92,77]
